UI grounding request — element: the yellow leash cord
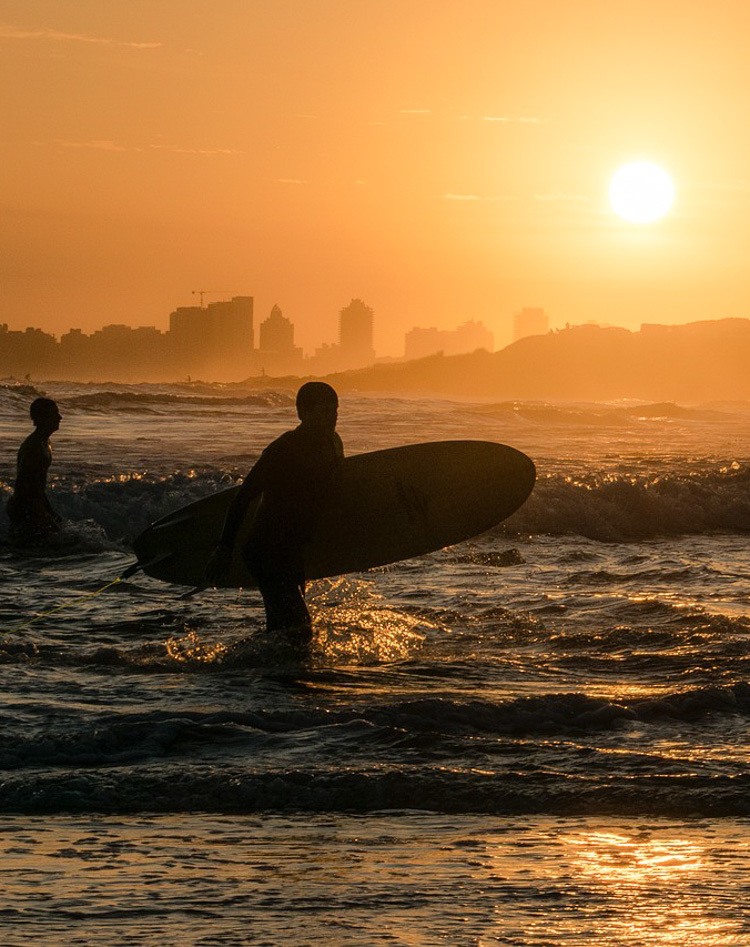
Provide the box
[2,576,124,637]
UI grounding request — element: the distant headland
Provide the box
[261,318,750,403]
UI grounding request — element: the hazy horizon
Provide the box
[3,1,750,357]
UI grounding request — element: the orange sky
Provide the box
[2,0,750,355]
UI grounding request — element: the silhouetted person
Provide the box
[7,398,63,543]
[205,382,343,637]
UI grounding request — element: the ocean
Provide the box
[1,381,749,945]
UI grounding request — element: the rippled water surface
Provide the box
[1,383,749,944]
[3,814,749,946]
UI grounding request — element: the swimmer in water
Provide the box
[6,397,63,543]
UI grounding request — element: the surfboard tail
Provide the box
[123,551,174,581]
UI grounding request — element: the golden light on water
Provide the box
[162,578,429,668]
[556,829,738,945]
[308,577,429,665]
[313,608,427,665]
[165,628,228,663]
[564,830,705,881]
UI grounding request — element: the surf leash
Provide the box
[2,576,124,638]
[2,554,208,639]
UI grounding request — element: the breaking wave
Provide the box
[2,462,748,544]
[4,463,745,544]
[506,465,750,540]
[62,390,293,412]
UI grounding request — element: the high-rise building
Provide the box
[339,298,375,367]
[169,305,204,356]
[454,319,493,353]
[0,324,57,376]
[251,304,303,375]
[168,295,254,379]
[512,307,549,342]
[205,295,254,356]
[259,305,295,353]
[404,326,444,360]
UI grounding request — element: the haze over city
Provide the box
[3,0,750,359]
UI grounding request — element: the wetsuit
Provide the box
[239,424,344,632]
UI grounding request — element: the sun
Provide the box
[608,161,675,224]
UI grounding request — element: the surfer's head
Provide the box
[30,397,62,435]
[296,382,338,431]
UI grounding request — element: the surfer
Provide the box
[205,382,344,638]
[6,397,63,543]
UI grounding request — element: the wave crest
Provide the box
[506,466,750,540]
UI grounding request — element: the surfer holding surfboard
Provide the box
[132,403,536,630]
[204,382,344,639]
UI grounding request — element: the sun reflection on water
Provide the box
[563,829,705,880]
[546,828,741,946]
[313,606,428,664]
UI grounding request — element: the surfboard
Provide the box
[131,440,535,588]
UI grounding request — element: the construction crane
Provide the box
[191,290,237,307]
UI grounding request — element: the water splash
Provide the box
[309,576,430,664]
[165,628,229,665]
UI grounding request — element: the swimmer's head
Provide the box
[296,382,338,429]
[30,397,62,434]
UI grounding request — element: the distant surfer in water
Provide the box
[205,382,344,639]
[6,397,63,543]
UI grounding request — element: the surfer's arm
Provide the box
[204,458,270,584]
[217,468,264,550]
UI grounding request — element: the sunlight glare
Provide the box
[609,161,675,224]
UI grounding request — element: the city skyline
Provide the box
[3,3,750,356]
[0,292,500,382]
[0,288,531,357]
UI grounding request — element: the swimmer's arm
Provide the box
[41,486,58,517]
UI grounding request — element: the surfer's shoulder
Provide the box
[271,429,299,448]
[17,430,47,461]
[259,429,299,460]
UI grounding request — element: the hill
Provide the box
[305,318,750,401]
